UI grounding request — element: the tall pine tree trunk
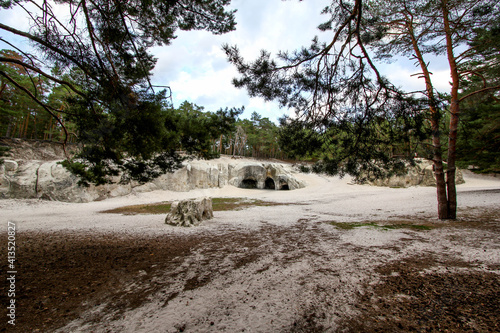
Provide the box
[431,112,450,219]
[442,0,459,220]
[5,117,13,137]
[23,112,30,138]
[408,19,450,219]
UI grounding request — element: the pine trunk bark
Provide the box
[407,18,450,219]
[432,116,450,219]
[442,0,459,220]
[5,118,13,137]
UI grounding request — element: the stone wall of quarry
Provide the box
[354,159,465,188]
[0,158,305,203]
[0,139,466,203]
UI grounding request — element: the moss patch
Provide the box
[102,198,283,215]
[328,221,433,231]
[212,198,282,211]
[102,202,172,215]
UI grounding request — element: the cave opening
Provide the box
[241,178,258,189]
[264,177,275,190]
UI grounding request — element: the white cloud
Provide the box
[381,62,452,95]
[150,0,331,122]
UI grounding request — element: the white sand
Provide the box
[1,165,499,332]
[2,167,498,234]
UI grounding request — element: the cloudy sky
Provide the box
[150,0,453,121]
[0,0,453,122]
[150,0,331,121]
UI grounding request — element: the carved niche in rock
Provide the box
[228,162,305,190]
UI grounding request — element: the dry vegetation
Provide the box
[101,198,286,215]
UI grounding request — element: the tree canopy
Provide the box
[63,100,243,185]
[0,0,236,183]
[224,0,500,219]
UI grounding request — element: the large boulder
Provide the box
[165,197,213,227]
[420,163,465,186]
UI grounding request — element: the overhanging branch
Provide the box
[0,57,86,98]
[0,22,97,82]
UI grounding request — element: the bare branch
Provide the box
[459,85,500,102]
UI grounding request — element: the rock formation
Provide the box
[165,197,213,227]
[0,159,133,203]
[0,156,305,203]
[355,159,465,188]
[228,162,305,190]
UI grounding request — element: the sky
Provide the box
[0,0,454,123]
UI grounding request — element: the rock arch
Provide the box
[228,162,305,191]
[279,177,289,190]
[264,177,275,190]
[240,178,258,189]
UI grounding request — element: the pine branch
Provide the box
[0,57,86,98]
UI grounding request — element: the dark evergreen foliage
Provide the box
[456,12,500,173]
[163,101,243,159]
[224,0,500,219]
[63,100,242,186]
[277,118,322,160]
[457,100,500,173]
[0,0,236,184]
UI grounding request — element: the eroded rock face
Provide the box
[356,159,465,188]
[165,197,213,227]
[0,159,133,202]
[228,162,305,190]
[0,158,306,203]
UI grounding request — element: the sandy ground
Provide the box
[1,165,499,332]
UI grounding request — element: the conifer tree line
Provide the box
[0,60,284,159]
[214,111,284,159]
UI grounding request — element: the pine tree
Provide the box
[0,0,236,184]
[224,0,500,219]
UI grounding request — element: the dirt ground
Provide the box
[1,162,499,332]
[1,210,499,332]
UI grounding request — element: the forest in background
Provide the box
[0,49,283,160]
[1,48,498,172]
